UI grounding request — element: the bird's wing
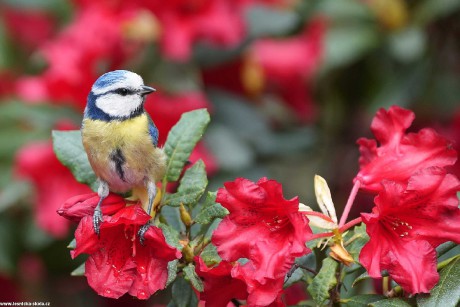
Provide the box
[147,114,160,147]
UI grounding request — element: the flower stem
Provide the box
[338,180,361,228]
[339,217,362,233]
[309,231,334,240]
[303,211,335,223]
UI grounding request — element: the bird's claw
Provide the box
[138,222,151,246]
[93,209,103,236]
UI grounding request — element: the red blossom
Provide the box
[249,19,325,122]
[57,192,127,223]
[354,105,457,193]
[15,6,130,109]
[2,7,55,49]
[195,257,248,307]
[359,167,460,293]
[15,141,91,237]
[72,205,181,299]
[212,178,311,306]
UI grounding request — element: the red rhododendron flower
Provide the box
[57,192,127,223]
[15,141,91,237]
[148,0,245,61]
[195,257,248,307]
[249,19,325,122]
[212,177,311,306]
[359,167,460,293]
[2,6,55,49]
[16,5,130,109]
[354,105,457,193]
[71,205,181,299]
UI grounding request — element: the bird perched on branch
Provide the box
[81,70,166,243]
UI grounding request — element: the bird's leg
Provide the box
[138,181,156,245]
[94,180,109,236]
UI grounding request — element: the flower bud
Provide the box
[179,203,193,227]
[182,244,194,263]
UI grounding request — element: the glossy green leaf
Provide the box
[170,276,199,307]
[183,263,204,292]
[370,298,413,307]
[341,294,386,306]
[416,256,460,307]
[307,257,339,305]
[194,192,228,224]
[164,109,210,182]
[163,160,207,207]
[52,130,98,191]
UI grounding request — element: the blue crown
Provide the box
[92,70,130,92]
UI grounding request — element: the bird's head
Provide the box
[85,70,155,120]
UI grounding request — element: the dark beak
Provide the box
[140,85,156,95]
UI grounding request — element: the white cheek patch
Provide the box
[95,93,142,117]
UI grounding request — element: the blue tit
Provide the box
[81,70,166,242]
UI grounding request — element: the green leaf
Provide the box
[370,298,413,307]
[246,4,300,38]
[164,109,210,182]
[323,25,379,71]
[341,294,387,306]
[200,243,221,267]
[307,257,339,305]
[284,266,305,288]
[52,130,98,191]
[171,276,199,307]
[163,160,208,207]
[194,192,229,224]
[344,223,369,262]
[67,238,76,249]
[183,263,204,292]
[166,260,179,288]
[414,0,460,25]
[158,223,182,250]
[416,256,460,307]
[71,262,85,276]
[0,181,30,213]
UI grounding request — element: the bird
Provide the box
[81,70,166,243]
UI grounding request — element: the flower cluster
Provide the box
[58,193,181,299]
[202,178,311,306]
[54,105,460,304]
[354,105,460,294]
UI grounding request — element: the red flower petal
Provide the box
[212,177,311,305]
[58,192,127,223]
[359,168,460,293]
[72,205,181,299]
[195,257,248,307]
[354,106,457,192]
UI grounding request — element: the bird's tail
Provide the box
[130,185,162,218]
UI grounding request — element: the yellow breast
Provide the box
[81,114,166,192]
